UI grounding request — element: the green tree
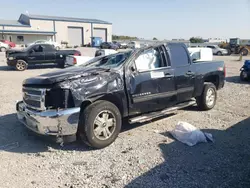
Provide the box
[190,37,204,43]
[153,37,158,40]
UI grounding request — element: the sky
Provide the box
[1,0,250,40]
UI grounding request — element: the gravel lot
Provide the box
[0,51,249,188]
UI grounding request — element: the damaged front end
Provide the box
[16,67,124,143]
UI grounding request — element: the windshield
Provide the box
[82,51,132,69]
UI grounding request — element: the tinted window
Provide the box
[33,45,43,52]
[207,46,215,49]
[168,44,189,67]
[42,45,55,51]
[135,47,163,71]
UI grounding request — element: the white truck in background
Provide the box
[65,49,118,66]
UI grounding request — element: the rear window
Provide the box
[168,44,190,67]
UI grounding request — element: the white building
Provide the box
[0,13,112,46]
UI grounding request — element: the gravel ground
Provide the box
[0,52,250,188]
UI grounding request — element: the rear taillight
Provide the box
[73,57,77,64]
[74,52,81,56]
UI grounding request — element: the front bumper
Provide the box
[16,101,80,138]
[7,59,17,66]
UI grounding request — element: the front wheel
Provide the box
[240,70,248,81]
[15,60,27,71]
[217,51,222,56]
[77,100,122,149]
[196,83,217,110]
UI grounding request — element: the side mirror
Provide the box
[192,58,197,62]
[29,49,34,53]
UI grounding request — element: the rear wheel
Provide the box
[77,100,122,149]
[57,61,65,68]
[15,60,27,71]
[196,83,217,110]
[240,48,249,56]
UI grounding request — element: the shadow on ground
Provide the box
[226,76,249,84]
[125,117,250,188]
[0,113,93,153]
[0,112,177,154]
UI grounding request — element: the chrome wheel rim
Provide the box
[206,88,215,106]
[93,110,116,140]
[16,61,26,70]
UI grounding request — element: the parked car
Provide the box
[0,40,16,48]
[120,42,128,49]
[26,40,61,50]
[127,41,140,49]
[205,45,228,56]
[65,49,119,67]
[112,41,121,48]
[190,44,228,56]
[16,43,225,149]
[0,41,10,52]
[100,42,119,50]
[240,60,250,81]
[6,44,81,71]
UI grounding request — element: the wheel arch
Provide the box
[79,94,125,118]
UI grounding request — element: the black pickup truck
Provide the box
[16,43,225,148]
[6,44,81,71]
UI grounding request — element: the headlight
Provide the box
[8,57,15,60]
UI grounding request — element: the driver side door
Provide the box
[126,47,176,116]
[27,45,45,64]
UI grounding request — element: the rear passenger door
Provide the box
[126,46,176,115]
[168,43,195,102]
[43,45,56,63]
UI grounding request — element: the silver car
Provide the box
[206,45,228,56]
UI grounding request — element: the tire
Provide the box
[77,100,122,149]
[227,49,232,55]
[217,51,222,56]
[196,83,217,111]
[15,60,27,71]
[240,48,249,56]
[240,71,248,81]
[0,47,6,52]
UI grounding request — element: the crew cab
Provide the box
[6,44,81,71]
[16,43,225,149]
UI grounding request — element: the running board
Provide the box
[128,99,196,124]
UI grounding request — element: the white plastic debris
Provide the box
[170,121,214,146]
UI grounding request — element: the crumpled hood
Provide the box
[23,66,111,86]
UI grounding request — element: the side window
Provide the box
[207,46,215,49]
[135,48,163,71]
[43,45,54,51]
[33,45,43,52]
[169,45,190,67]
[17,36,24,42]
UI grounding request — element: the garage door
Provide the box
[68,27,83,46]
[93,28,107,42]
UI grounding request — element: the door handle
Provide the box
[186,71,195,75]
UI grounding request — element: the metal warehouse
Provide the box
[0,13,112,46]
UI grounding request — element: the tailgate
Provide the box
[65,55,75,66]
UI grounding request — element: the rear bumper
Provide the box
[16,101,80,138]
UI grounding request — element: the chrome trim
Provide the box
[17,101,80,136]
[22,87,49,111]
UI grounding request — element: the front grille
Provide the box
[22,87,48,111]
